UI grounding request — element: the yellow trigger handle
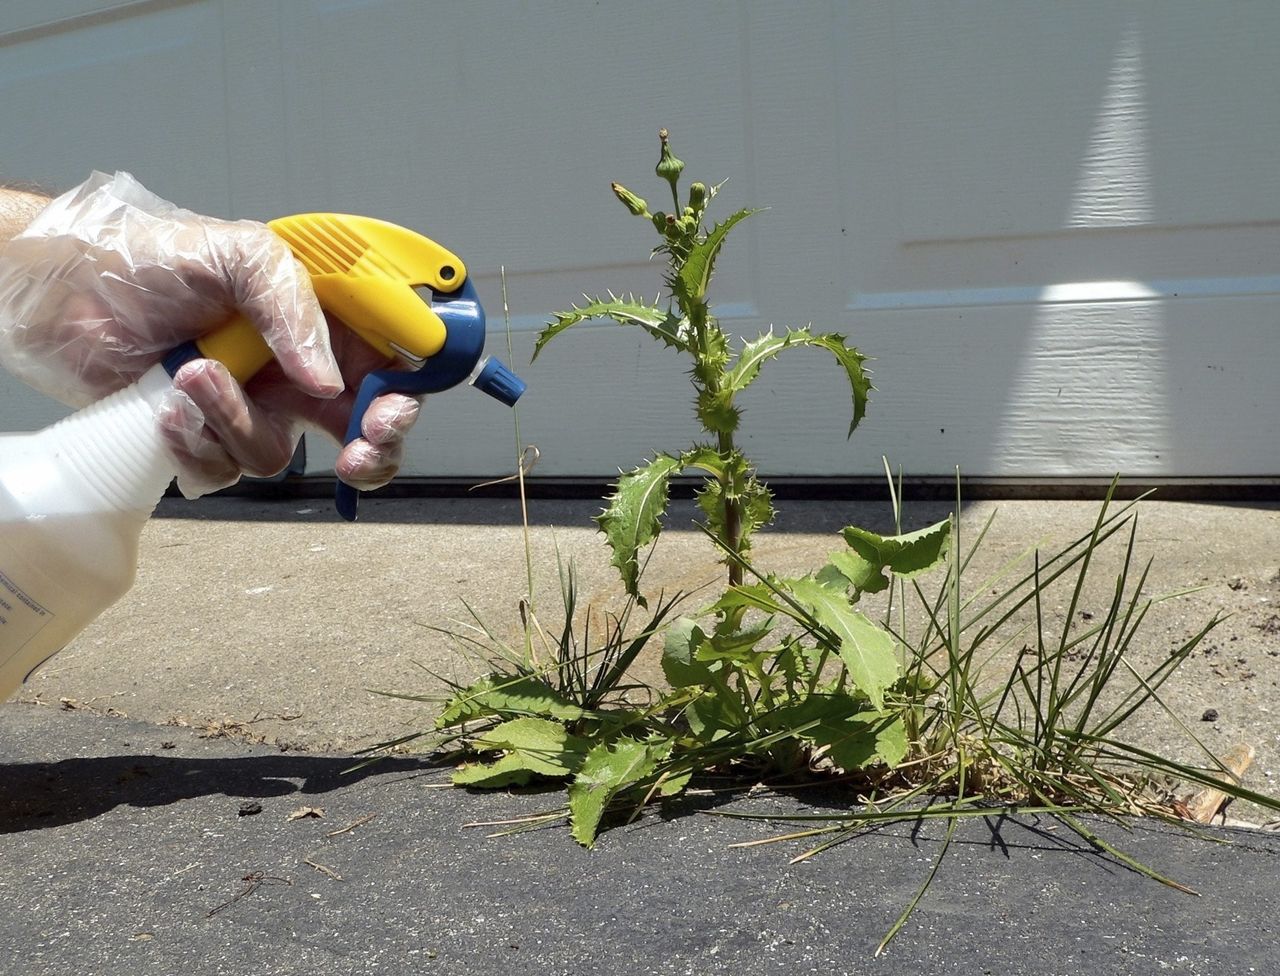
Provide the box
[173,214,465,385]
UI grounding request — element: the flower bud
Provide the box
[611,182,648,217]
[652,211,668,232]
[656,128,685,190]
[688,182,707,210]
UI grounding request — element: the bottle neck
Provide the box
[48,365,177,519]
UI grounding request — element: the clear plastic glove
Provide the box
[0,171,421,497]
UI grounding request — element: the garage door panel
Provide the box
[0,1,230,214]
[273,0,760,288]
[885,3,1280,243]
[0,2,1275,482]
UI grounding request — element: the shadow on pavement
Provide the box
[0,751,439,834]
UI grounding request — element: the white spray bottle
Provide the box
[0,213,524,699]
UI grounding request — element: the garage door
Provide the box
[1,1,1276,482]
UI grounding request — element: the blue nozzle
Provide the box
[472,357,525,406]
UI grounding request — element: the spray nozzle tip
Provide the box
[471,357,525,407]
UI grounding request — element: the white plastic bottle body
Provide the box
[0,366,176,699]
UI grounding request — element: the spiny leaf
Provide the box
[436,674,590,729]
[786,577,899,710]
[535,296,688,360]
[689,320,731,384]
[809,333,872,435]
[568,739,669,847]
[672,208,761,309]
[678,445,729,479]
[696,388,741,435]
[714,583,786,617]
[697,477,775,559]
[596,454,684,600]
[725,328,872,436]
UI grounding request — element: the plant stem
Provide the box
[718,427,743,588]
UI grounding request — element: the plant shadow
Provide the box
[0,750,439,834]
[631,782,1187,886]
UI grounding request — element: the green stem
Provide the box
[718,429,743,588]
[687,297,744,590]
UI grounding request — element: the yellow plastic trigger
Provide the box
[193,214,464,385]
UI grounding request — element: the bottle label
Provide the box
[0,568,54,667]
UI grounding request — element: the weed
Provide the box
[372,132,1280,954]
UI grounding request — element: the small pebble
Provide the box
[238,801,263,817]
[1201,708,1219,723]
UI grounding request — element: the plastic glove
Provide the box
[0,171,421,497]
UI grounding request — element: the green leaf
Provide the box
[452,752,537,788]
[833,518,953,594]
[761,695,909,772]
[596,454,684,600]
[654,768,693,797]
[689,322,731,385]
[724,328,872,437]
[436,674,589,729]
[706,615,775,657]
[736,478,776,553]
[672,208,761,308]
[661,617,714,689]
[786,577,899,710]
[472,717,588,776]
[775,637,817,692]
[685,692,740,741]
[823,711,908,772]
[696,388,741,435]
[568,739,668,847]
[824,550,889,596]
[535,296,688,360]
[678,445,728,480]
[807,333,872,436]
[692,453,773,560]
[714,583,786,616]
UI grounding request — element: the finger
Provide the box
[155,387,241,498]
[361,393,421,445]
[209,222,343,398]
[335,436,405,491]
[171,359,299,478]
[238,317,401,445]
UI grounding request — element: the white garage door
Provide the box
[1,1,1276,482]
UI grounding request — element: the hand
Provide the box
[0,172,421,496]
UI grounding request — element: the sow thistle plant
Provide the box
[380,130,1280,951]
[419,129,936,845]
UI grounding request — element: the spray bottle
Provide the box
[0,213,524,699]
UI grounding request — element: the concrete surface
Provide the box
[14,496,1280,768]
[4,494,1280,974]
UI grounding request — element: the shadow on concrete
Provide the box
[0,751,439,834]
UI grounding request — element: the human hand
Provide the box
[0,172,420,496]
